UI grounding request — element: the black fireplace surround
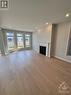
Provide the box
[39,46,46,55]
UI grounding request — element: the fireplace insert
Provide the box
[39,46,46,55]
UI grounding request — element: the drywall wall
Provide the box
[0,14,1,26]
[54,22,71,63]
[33,22,71,63]
[33,24,52,53]
[33,31,39,52]
[0,28,5,55]
[67,30,71,55]
[50,24,57,56]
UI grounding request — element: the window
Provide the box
[6,32,15,51]
[25,34,31,48]
[17,33,24,49]
[6,31,32,52]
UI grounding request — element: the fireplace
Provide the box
[39,43,51,57]
[39,46,46,55]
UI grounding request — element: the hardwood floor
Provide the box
[0,50,71,95]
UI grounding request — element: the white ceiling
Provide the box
[0,0,71,31]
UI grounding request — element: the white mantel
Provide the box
[39,42,51,57]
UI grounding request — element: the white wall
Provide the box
[54,22,71,63]
[33,22,71,63]
[33,31,39,52]
[33,24,52,53]
[0,28,5,55]
[0,13,1,26]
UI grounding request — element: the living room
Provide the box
[0,0,71,95]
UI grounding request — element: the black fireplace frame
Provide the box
[39,46,46,55]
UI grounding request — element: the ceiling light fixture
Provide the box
[65,13,70,17]
[46,22,48,25]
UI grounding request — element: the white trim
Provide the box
[55,56,71,63]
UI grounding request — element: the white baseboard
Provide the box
[55,56,71,63]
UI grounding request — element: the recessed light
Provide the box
[65,13,70,17]
[46,22,48,25]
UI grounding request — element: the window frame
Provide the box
[5,31,32,52]
[6,32,15,51]
[17,33,24,49]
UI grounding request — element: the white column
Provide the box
[48,43,51,57]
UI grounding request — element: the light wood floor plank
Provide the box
[0,50,71,95]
